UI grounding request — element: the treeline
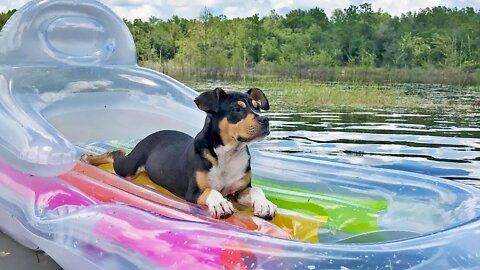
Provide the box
[1,5,479,84]
[122,4,480,78]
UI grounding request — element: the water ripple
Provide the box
[259,104,480,186]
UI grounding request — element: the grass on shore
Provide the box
[141,62,460,110]
[244,80,422,110]
[185,79,424,110]
[142,61,480,87]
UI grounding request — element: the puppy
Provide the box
[81,87,277,219]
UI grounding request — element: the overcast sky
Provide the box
[1,0,479,20]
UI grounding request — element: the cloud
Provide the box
[0,0,478,20]
[350,0,479,16]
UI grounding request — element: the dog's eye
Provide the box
[231,107,242,113]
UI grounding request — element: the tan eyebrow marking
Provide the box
[237,101,247,108]
[252,100,258,107]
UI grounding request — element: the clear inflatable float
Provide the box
[0,0,479,269]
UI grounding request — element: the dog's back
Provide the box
[89,129,196,197]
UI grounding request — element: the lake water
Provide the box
[191,81,480,188]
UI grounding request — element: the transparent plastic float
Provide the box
[0,0,479,269]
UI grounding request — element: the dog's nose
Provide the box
[258,116,269,125]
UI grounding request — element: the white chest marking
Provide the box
[208,143,250,196]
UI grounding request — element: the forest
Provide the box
[1,4,479,84]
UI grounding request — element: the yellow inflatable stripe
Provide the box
[97,163,325,242]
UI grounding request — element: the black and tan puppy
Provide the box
[81,87,277,219]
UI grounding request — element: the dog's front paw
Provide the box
[206,190,234,219]
[253,198,277,220]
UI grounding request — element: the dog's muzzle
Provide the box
[256,116,270,137]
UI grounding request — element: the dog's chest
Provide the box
[208,144,250,196]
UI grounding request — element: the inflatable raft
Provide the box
[0,0,479,269]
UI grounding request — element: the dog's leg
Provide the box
[194,171,234,219]
[197,188,234,219]
[126,166,146,180]
[80,150,125,166]
[237,187,277,220]
[81,150,143,179]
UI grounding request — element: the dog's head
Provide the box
[194,87,270,145]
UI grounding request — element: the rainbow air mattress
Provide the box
[0,0,480,269]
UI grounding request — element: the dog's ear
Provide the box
[194,87,226,114]
[247,88,269,111]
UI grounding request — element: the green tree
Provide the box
[398,33,431,67]
[0,9,16,31]
[2,4,480,78]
